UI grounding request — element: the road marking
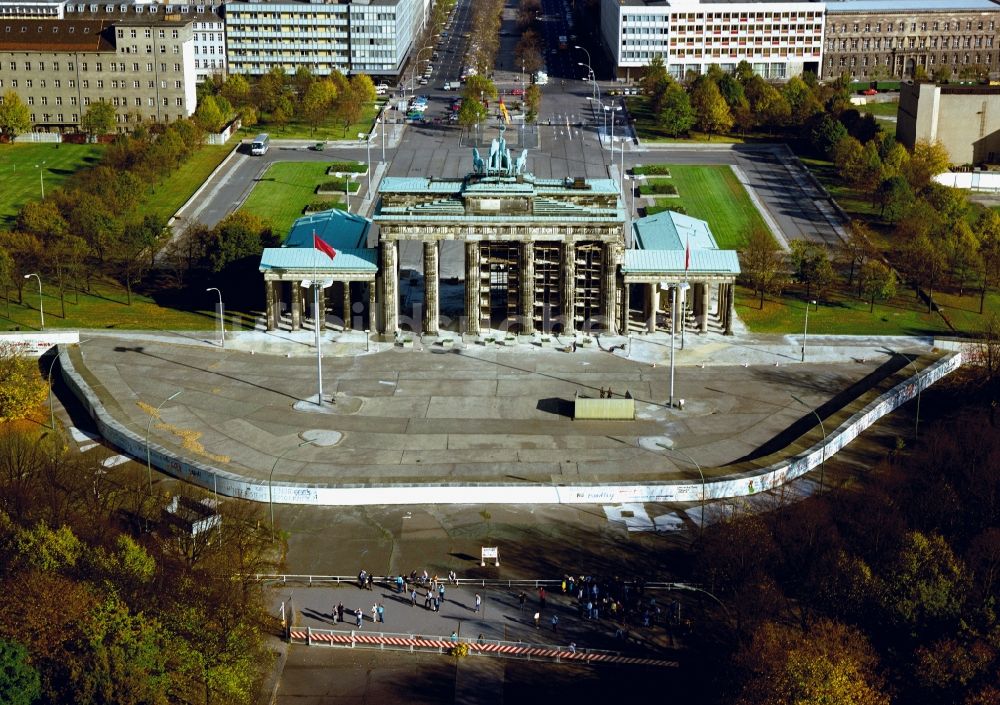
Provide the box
[69,427,100,443]
[79,442,99,452]
[101,455,131,468]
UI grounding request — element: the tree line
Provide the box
[0,422,277,704]
[685,357,1000,705]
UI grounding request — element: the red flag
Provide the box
[313,234,337,261]
[684,235,690,272]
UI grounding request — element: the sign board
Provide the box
[481,546,499,566]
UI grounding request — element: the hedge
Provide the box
[638,180,678,196]
[327,161,368,173]
[632,165,672,176]
[317,180,361,194]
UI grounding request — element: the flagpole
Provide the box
[682,235,689,350]
[313,231,323,407]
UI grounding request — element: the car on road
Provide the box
[862,88,878,95]
[443,81,456,90]
[419,77,428,85]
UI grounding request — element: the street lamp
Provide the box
[23,273,43,329]
[574,46,597,102]
[657,441,705,538]
[269,439,316,542]
[145,390,182,514]
[791,394,827,492]
[35,162,45,200]
[668,281,689,408]
[206,287,224,349]
[801,299,817,362]
[897,351,922,441]
[411,45,434,95]
[359,132,375,194]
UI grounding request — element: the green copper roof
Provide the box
[283,208,372,250]
[259,247,377,273]
[633,210,718,252]
[623,250,740,275]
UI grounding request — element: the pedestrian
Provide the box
[474,593,481,613]
[569,642,576,655]
[366,574,373,590]
[533,611,540,629]
[377,603,385,624]
[539,587,546,611]
[358,570,366,589]
[371,604,378,623]
[477,633,485,645]
[424,591,432,610]
[450,631,458,642]
[411,589,417,607]
[551,614,559,632]
[518,591,527,612]
[438,584,446,602]
[449,569,457,584]
[355,609,362,628]
[336,601,344,623]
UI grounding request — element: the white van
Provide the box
[375,84,389,95]
[443,81,455,91]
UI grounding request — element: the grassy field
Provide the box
[858,100,899,117]
[639,165,770,249]
[735,282,952,337]
[249,103,382,141]
[1,279,224,332]
[139,142,237,221]
[239,162,348,235]
[0,143,104,225]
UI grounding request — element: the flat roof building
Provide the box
[224,0,428,79]
[897,81,1000,164]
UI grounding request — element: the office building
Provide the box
[897,81,1000,164]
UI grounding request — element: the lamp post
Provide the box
[359,131,374,194]
[657,441,705,538]
[574,45,597,102]
[897,351,922,441]
[668,281,689,408]
[801,299,817,362]
[206,287,224,349]
[35,162,45,200]
[270,439,315,542]
[145,390,182,511]
[23,273,43,329]
[791,394,827,492]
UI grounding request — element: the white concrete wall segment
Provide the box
[1,331,80,357]
[59,348,961,506]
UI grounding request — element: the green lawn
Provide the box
[858,100,899,117]
[932,288,1000,334]
[138,142,237,222]
[251,103,382,141]
[0,143,104,225]
[735,283,952,337]
[1,279,225,332]
[639,165,770,249]
[239,162,349,235]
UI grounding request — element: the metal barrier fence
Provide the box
[254,574,709,594]
[286,628,678,668]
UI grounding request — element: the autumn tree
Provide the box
[842,221,875,289]
[735,619,890,705]
[975,210,1000,313]
[905,139,951,192]
[740,227,786,308]
[301,78,338,132]
[0,247,12,320]
[0,347,47,421]
[194,94,225,133]
[0,91,31,140]
[859,259,897,313]
[690,77,733,138]
[789,241,834,301]
[80,101,116,140]
[221,73,251,107]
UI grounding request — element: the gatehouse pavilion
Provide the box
[259,140,740,336]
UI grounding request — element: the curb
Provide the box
[168,140,242,228]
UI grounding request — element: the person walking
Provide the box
[377,603,385,624]
[474,593,481,613]
[538,586,546,611]
[551,614,559,632]
[336,602,344,623]
[355,609,362,629]
[371,604,378,623]
[533,611,540,629]
[518,591,527,612]
[411,589,418,607]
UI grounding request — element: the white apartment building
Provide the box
[191,10,225,81]
[599,0,826,80]
[224,0,426,79]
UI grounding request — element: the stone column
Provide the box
[342,282,351,330]
[561,241,575,333]
[368,279,377,331]
[265,280,277,331]
[423,241,439,334]
[724,283,735,336]
[601,243,617,333]
[646,283,657,334]
[620,280,630,334]
[519,242,534,333]
[465,241,481,335]
[291,281,302,331]
[381,241,398,334]
[316,284,326,330]
[699,282,710,333]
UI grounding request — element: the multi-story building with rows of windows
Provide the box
[823,0,1000,82]
[598,0,825,81]
[0,3,202,134]
[224,0,428,79]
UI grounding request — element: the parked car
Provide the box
[862,88,878,95]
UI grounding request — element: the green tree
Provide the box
[0,91,32,140]
[193,95,225,133]
[877,175,914,222]
[80,101,116,140]
[976,209,1000,313]
[740,227,786,308]
[0,246,12,320]
[463,75,498,104]
[880,531,968,629]
[204,212,274,273]
[810,114,848,159]
[257,66,287,113]
[114,215,166,304]
[0,231,42,302]
[642,55,671,112]
[0,348,48,421]
[859,259,897,313]
[782,74,822,126]
[523,84,542,123]
[656,81,695,137]
[690,77,733,138]
[745,75,790,131]
[271,96,294,130]
[291,66,314,101]
[789,241,835,301]
[16,201,68,243]
[0,639,40,705]
[349,73,377,107]
[833,135,865,184]
[332,85,362,137]
[220,74,251,107]
[903,232,946,312]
